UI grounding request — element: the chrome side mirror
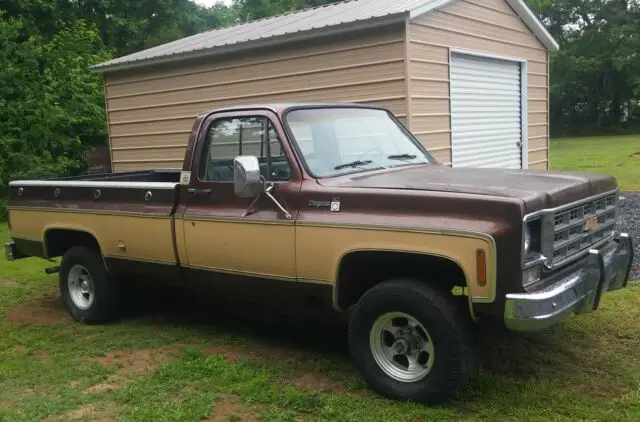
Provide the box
[233,155,264,198]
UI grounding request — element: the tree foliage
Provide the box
[529,0,640,136]
[0,0,639,214]
[0,0,238,215]
[233,0,341,21]
[0,13,109,192]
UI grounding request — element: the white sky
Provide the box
[194,0,233,6]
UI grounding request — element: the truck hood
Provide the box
[317,165,618,212]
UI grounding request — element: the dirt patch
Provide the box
[289,372,366,398]
[291,372,335,392]
[43,404,116,422]
[5,297,68,325]
[202,343,312,365]
[207,394,261,422]
[83,382,117,394]
[9,345,48,361]
[0,399,17,409]
[203,345,244,364]
[83,348,173,394]
[631,152,640,157]
[202,344,364,398]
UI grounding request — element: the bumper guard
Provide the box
[504,233,634,332]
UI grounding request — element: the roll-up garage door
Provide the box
[450,53,524,169]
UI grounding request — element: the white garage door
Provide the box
[450,53,524,169]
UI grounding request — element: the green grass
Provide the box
[550,134,640,191]
[1,223,639,421]
[2,134,640,421]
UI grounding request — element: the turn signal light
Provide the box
[476,249,487,287]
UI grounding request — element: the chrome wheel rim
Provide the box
[67,265,95,310]
[369,312,435,383]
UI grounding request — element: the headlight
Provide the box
[522,218,543,263]
[523,225,532,254]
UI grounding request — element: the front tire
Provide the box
[348,279,477,404]
[59,246,122,324]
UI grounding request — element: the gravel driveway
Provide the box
[618,192,640,280]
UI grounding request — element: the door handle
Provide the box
[187,188,212,196]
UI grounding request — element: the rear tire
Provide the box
[59,246,122,324]
[348,278,477,404]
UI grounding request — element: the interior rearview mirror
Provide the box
[233,155,264,198]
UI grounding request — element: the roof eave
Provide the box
[90,12,410,74]
[409,0,456,19]
[506,0,559,51]
[408,0,560,52]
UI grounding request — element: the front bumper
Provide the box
[504,233,634,332]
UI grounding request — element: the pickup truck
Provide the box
[5,103,634,404]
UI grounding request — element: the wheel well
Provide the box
[44,229,101,258]
[336,251,467,311]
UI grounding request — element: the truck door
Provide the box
[177,110,301,287]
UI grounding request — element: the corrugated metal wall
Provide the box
[104,25,407,172]
[406,0,550,169]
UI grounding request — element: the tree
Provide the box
[528,0,640,136]
[232,0,342,21]
[0,0,238,209]
[0,14,111,191]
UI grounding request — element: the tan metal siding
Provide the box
[407,0,550,168]
[104,26,407,171]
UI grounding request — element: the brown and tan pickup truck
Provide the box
[5,103,634,404]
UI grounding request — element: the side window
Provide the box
[199,116,291,182]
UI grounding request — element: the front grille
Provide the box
[551,192,618,264]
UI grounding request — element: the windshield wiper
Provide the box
[388,154,418,161]
[334,160,374,170]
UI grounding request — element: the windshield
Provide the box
[284,107,434,178]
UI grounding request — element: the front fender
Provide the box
[295,222,497,305]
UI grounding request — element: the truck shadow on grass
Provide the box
[118,283,593,384]
[123,283,353,358]
[6,281,635,405]
[6,278,633,393]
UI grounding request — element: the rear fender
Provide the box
[42,224,107,268]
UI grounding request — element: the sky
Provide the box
[194,0,233,6]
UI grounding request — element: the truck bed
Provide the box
[8,168,181,198]
[6,169,182,268]
[47,169,182,184]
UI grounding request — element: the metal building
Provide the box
[92,0,558,172]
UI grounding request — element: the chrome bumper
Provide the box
[5,242,17,261]
[504,233,634,332]
[4,241,26,261]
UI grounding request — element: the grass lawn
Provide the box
[1,135,640,421]
[550,134,640,191]
[1,224,639,421]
